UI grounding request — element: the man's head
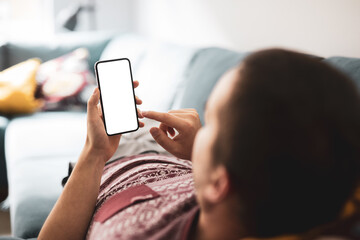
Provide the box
[192,49,360,238]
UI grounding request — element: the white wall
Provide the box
[51,0,360,58]
[0,0,55,37]
[54,0,133,32]
[131,0,360,58]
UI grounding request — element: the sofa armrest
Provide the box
[5,112,86,238]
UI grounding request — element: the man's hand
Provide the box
[142,109,201,160]
[84,80,144,163]
[39,81,144,240]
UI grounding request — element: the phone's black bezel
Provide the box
[94,58,139,136]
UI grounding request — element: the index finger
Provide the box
[142,111,186,130]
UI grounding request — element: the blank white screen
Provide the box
[96,59,138,135]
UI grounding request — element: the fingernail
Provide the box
[93,88,98,94]
[150,127,159,136]
[142,111,148,116]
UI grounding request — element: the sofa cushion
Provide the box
[36,48,95,111]
[0,42,6,71]
[100,34,150,72]
[102,35,197,112]
[0,59,42,115]
[3,31,114,73]
[324,57,360,90]
[171,47,248,123]
[134,43,197,112]
[5,112,86,238]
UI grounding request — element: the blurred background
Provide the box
[0,0,359,57]
[1,0,360,238]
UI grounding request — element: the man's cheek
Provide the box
[191,132,201,160]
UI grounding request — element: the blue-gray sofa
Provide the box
[0,31,359,239]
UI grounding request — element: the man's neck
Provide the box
[189,206,300,240]
[190,204,246,240]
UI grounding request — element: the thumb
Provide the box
[150,127,175,152]
[87,88,100,117]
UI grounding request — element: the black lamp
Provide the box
[57,1,96,31]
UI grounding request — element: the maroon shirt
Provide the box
[86,153,199,240]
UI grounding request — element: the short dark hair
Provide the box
[213,49,360,237]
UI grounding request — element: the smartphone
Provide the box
[94,58,139,136]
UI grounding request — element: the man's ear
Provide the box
[203,165,231,204]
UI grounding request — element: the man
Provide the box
[38,49,360,239]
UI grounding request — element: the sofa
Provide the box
[0,31,360,239]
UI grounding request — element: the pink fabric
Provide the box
[86,153,198,240]
[93,185,160,223]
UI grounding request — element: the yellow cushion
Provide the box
[0,59,42,114]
